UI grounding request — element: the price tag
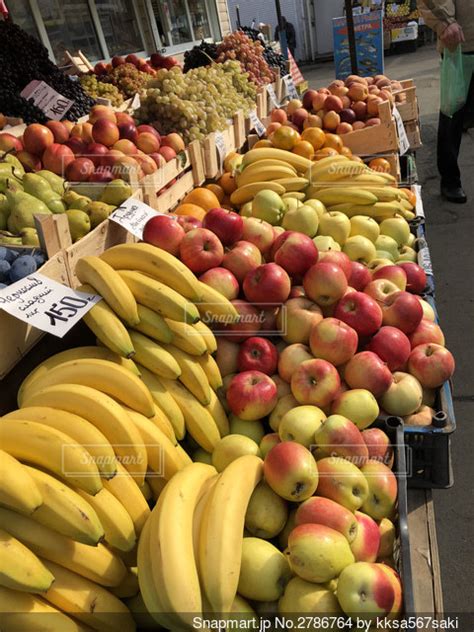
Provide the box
[215,131,227,168]
[417,245,433,276]
[392,106,410,155]
[266,84,280,109]
[283,74,299,100]
[249,110,266,137]
[413,184,424,218]
[20,80,74,120]
[130,93,141,110]
[110,197,166,239]
[0,275,100,337]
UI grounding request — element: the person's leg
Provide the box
[438,109,465,195]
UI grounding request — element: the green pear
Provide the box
[63,191,92,211]
[86,201,115,229]
[1,153,25,179]
[0,231,22,245]
[100,179,132,206]
[66,209,91,242]
[0,212,6,231]
[22,174,66,214]
[20,227,40,246]
[36,170,66,196]
[6,188,51,233]
[0,174,23,194]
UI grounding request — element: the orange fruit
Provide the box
[218,172,237,195]
[323,133,343,152]
[301,127,326,150]
[292,140,315,160]
[340,146,353,158]
[205,183,225,203]
[313,147,339,160]
[266,122,282,136]
[253,139,273,148]
[271,125,300,150]
[352,155,364,163]
[400,187,416,207]
[174,203,207,221]
[369,157,391,173]
[182,187,220,211]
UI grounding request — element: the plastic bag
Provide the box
[440,46,468,117]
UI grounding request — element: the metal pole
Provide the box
[275,0,288,59]
[345,0,358,75]
[236,5,241,29]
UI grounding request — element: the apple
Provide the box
[407,343,455,388]
[372,265,407,291]
[366,326,411,371]
[398,262,427,294]
[379,563,403,617]
[379,217,411,247]
[382,291,423,334]
[279,576,342,615]
[202,208,243,245]
[309,317,358,366]
[238,537,291,602]
[92,119,120,146]
[278,344,313,384]
[378,518,396,558]
[303,262,348,307]
[212,434,261,472]
[242,217,275,255]
[313,414,369,466]
[237,337,279,375]
[361,460,397,520]
[331,389,380,431]
[282,204,319,237]
[224,300,262,342]
[259,434,282,460]
[397,245,417,262]
[344,351,393,398]
[416,297,436,322]
[16,150,42,172]
[362,428,394,469]
[291,359,341,408]
[289,285,306,299]
[288,524,355,583]
[271,375,291,399]
[277,298,323,345]
[349,215,380,243]
[251,189,286,225]
[65,157,95,182]
[375,235,399,261]
[364,279,399,304]
[177,215,201,233]
[279,405,326,448]
[337,562,396,620]
[42,143,75,175]
[269,394,299,432]
[318,212,351,246]
[334,291,383,337]
[404,404,435,426]
[243,263,291,308]
[245,479,287,539]
[142,215,185,256]
[273,231,318,278]
[199,267,239,300]
[179,228,224,274]
[409,319,445,348]
[85,142,109,166]
[317,251,352,280]
[226,371,277,421]
[348,261,371,291]
[23,123,54,155]
[350,511,381,562]
[379,372,423,416]
[264,441,318,502]
[216,338,239,377]
[343,235,377,265]
[0,132,23,153]
[222,240,262,283]
[295,496,358,543]
[316,457,370,512]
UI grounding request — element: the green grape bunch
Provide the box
[79,74,124,107]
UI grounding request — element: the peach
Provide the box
[312,93,327,111]
[323,111,340,131]
[0,132,23,153]
[161,132,185,153]
[266,121,281,136]
[136,132,160,155]
[271,108,287,123]
[115,112,135,126]
[88,105,116,124]
[42,143,75,175]
[336,122,353,134]
[295,496,359,543]
[23,124,54,155]
[65,157,95,182]
[92,119,120,147]
[113,139,138,155]
[158,146,177,162]
[46,120,69,144]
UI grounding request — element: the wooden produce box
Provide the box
[341,101,399,156]
[405,120,422,150]
[393,79,419,123]
[201,112,245,180]
[363,152,401,182]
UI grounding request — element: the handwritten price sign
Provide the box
[249,110,266,137]
[20,81,74,120]
[110,197,169,239]
[0,275,101,337]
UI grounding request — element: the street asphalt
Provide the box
[305,44,474,616]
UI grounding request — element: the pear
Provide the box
[36,170,66,196]
[64,191,92,211]
[23,174,66,214]
[0,231,22,245]
[66,209,91,242]
[0,174,23,194]
[6,188,51,233]
[86,201,115,229]
[1,153,25,179]
[20,227,40,246]
[0,212,6,231]
[100,179,132,206]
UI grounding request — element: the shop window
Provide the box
[8,0,40,40]
[151,0,213,48]
[95,0,145,56]
[189,0,211,40]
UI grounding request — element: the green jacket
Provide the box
[418,0,474,51]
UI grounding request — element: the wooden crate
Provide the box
[341,101,399,156]
[405,120,422,150]
[364,152,401,182]
[393,79,419,123]
[201,124,237,180]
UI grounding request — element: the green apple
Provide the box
[304,198,327,218]
[283,197,301,212]
[375,250,395,262]
[397,245,417,262]
[407,232,416,248]
[211,434,261,472]
[229,414,265,443]
[313,235,341,252]
[378,518,396,558]
[278,508,297,550]
[318,211,351,246]
[230,594,258,625]
[316,456,369,511]
[379,217,411,246]
[279,405,326,448]
[331,388,380,430]
[375,235,399,260]
[238,537,292,601]
[379,371,423,416]
[282,205,319,237]
[245,480,288,539]
[279,576,342,615]
[368,258,394,272]
[350,215,380,243]
[269,394,299,432]
[343,235,377,264]
[240,201,253,217]
[251,189,285,225]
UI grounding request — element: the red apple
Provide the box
[337,562,397,620]
[409,319,445,348]
[350,512,381,563]
[199,267,239,300]
[42,143,75,175]
[179,228,224,274]
[372,265,407,291]
[202,208,243,245]
[348,261,371,291]
[362,428,394,468]
[407,343,455,388]
[273,231,319,278]
[295,496,359,543]
[237,337,279,375]
[398,262,427,294]
[361,461,398,520]
[364,279,399,304]
[278,344,313,383]
[313,413,369,465]
[23,124,54,155]
[381,291,423,334]
[264,441,318,501]
[125,53,140,66]
[317,251,352,280]
[278,297,323,344]
[224,299,262,342]
[344,351,393,398]
[64,136,87,156]
[291,358,341,407]
[216,338,239,377]
[226,371,278,421]
[334,291,383,337]
[222,240,262,283]
[177,215,201,232]
[112,56,126,67]
[366,326,411,371]
[65,157,95,182]
[289,285,306,298]
[142,215,185,256]
[92,119,120,147]
[309,317,358,366]
[243,263,291,308]
[242,217,275,255]
[303,262,348,307]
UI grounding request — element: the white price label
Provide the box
[417,246,433,276]
[266,84,280,109]
[413,184,424,218]
[393,106,410,155]
[215,131,227,168]
[130,93,141,110]
[110,197,165,239]
[249,110,266,137]
[283,74,298,100]
[20,80,74,120]
[0,274,100,337]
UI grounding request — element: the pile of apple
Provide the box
[0,105,185,183]
[93,51,180,79]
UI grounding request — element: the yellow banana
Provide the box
[0,450,43,515]
[22,383,147,486]
[162,344,211,405]
[192,475,219,564]
[134,304,173,343]
[101,242,201,301]
[198,455,264,613]
[309,187,378,206]
[102,462,150,536]
[352,186,403,201]
[136,364,185,439]
[175,443,193,467]
[398,208,416,221]
[146,473,168,500]
[195,281,239,324]
[0,507,126,587]
[282,191,306,201]
[139,480,153,502]
[160,378,221,452]
[327,203,355,214]
[205,389,230,437]
[307,160,368,183]
[242,147,311,173]
[149,403,176,442]
[197,353,223,390]
[118,270,200,324]
[79,284,135,358]
[24,466,104,546]
[4,407,117,479]
[109,566,139,599]
[42,559,135,632]
[230,181,286,205]
[20,358,155,418]
[76,255,139,326]
[192,319,218,353]
[129,330,181,379]
[351,173,392,184]
[125,592,157,630]
[275,177,309,191]
[240,157,297,174]
[164,317,208,356]
[0,420,102,495]
[0,529,54,593]
[345,202,402,218]
[236,164,297,187]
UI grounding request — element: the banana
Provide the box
[351,173,392,184]
[275,177,309,192]
[197,353,223,390]
[0,420,102,495]
[136,364,185,439]
[22,383,147,486]
[352,186,403,201]
[398,208,416,221]
[327,203,355,214]
[4,407,117,479]
[192,320,217,353]
[156,463,217,625]
[134,304,173,343]
[198,455,264,613]
[175,443,193,467]
[110,566,139,599]
[20,358,155,418]
[282,191,306,201]
[160,378,221,452]
[125,592,157,630]
[163,344,211,405]
[345,202,402,218]
[240,157,297,174]
[195,281,239,324]
[139,480,152,502]
[0,529,54,593]
[307,160,368,183]
[230,181,286,205]
[42,560,135,632]
[24,466,104,545]
[146,473,168,500]
[129,330,181,379]
[0,450,43,515]
[304,154,349,179]
[205,389,230,437]
[164,317,208,356]
[308,187,378,206]
[76,256,139,326]
[79,284,135,358]
[0,508,126,587]
[118,270,200,324]
[0,585,87,632]
[102,462,150,536]
[236,164,297,187]
[192,475,219,563]
[149,403,176,442]
[125,407,185,480]
[75,487,136,553]
[101,243,201,301]
[242,147,311,173]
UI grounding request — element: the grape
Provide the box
[79,74,124,107]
